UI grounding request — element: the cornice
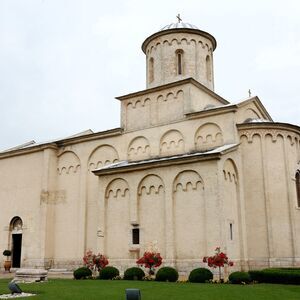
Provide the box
[93,144,238,176]
[116,78,229,105]
[237,122,300,135]
[186,105,237,119]
[0,128,123,159]
[141,28,217,53]
[93,153,220,176]
[0,144,58,160]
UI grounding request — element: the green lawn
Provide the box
[0,279,300,300]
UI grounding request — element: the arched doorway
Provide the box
[10,217,23,268]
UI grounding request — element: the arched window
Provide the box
[176,50,183,75]
[206,55,212,82]
[149,57,154,83]
[296,170,300,207]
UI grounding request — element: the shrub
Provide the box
[188,268,213,283]
[155,267,179,282]
[98,266,120,280]
[249,268,300,285]
[229,271,251,284]
[73,267,92,280]
[123,267,145,280]
[2,250,11,257]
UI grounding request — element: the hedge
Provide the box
[249,268,300,285]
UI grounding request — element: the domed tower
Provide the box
[142,20,217,90]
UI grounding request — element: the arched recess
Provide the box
[128,136,151,161]
[88,145,119,171]
[195,123,223,151]
[55,151,81,259]
[222,159,240,257]
[157,90,184,124]
[57,151,81,175]
[9,217,23,268]
[137,175,165,255]
[85,145,119,250]
[173,170,205,259]
[105,178,130,259]
[296,170,300,207]
[160,129,185,156]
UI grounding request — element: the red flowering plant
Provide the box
[203,247,233,281]
[83,250,109,275]
[136,251,162,275]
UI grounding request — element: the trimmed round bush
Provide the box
[229,271,251,284]
[188,268,213,283]
[155,267,179,282]
[73,267,92,280]
[98,266,120,280]
[123,267,145,280]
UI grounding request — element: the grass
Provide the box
[0,278,300,300]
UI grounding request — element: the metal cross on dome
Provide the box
[176,14,182,23]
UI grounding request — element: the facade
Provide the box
[0,21,300,275]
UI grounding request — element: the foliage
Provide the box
[249,268,300,285]
[73,267,92,280]
[228,271,251,284]
[2,250,11,257]
[203,247,233,280]
[123,267,145,280]
[83,250,108,272]
[97,266,120,280]
[155,267,179,282]
[136,251,162,275]
[188,268,213,283]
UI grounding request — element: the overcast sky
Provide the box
[0,0,299,151]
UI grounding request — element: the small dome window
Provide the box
[296,170,300,208]
[175,49,184,75]
[149,57,154,83]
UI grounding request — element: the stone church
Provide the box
[0,20,299,274]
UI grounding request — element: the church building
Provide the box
[0,20,299,274]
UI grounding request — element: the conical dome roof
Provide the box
[160,22,199,31]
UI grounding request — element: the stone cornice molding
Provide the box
[238,122,300,143]
[142,28,217,53]
[116,78,229,105]
[93,144,238,176]
[0,128,122,159]
[0,144,58,159]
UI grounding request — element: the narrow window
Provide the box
[206,55,212,82]
[132,228,140,245]
[296,170,300,207]
[176,50,183,75]
[149,57,154,83]
[230,223,233,240]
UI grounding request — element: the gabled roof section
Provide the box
[236,96,273,122]
[116,77,230,105]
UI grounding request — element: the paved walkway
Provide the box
[0,270,73,280]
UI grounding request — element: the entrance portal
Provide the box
[9,217,23,268]
[12,234,22,268]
